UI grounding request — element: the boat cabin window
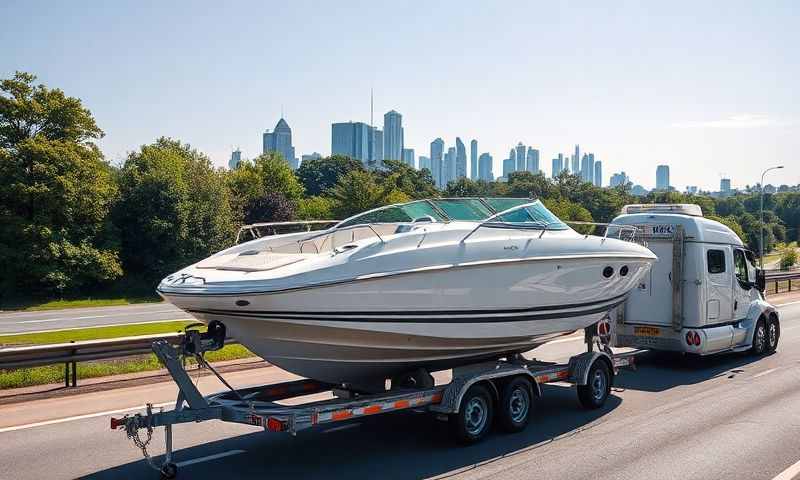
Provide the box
[734,249,748,284]
[434,199,493,221]
[495,201,568,230]
[707,249,726,274]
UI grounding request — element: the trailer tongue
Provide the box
[111,321,637,479]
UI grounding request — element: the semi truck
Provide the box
[610,203,780,356]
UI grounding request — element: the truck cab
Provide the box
[610,204,780,356]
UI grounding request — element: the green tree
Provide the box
[0,72,121,296]
[707,215,748,244]
[543,198,595,234]
[244,192,296,225]
[444,177,493,197]
[296,196,336,220]
[250,152,304,200]
[295,155,364,196]
[114,138,235,283]
[779,246,797,269]
[376,160,438,199]
[328,170,410,219]
[506,171,554,199]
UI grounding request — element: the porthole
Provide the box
[235,299,250,307]
[620,265,629,277]
[602,266,614,278]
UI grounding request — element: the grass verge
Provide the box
[0,321,195,347]
[1,296,162,312]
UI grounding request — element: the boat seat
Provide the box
[195,252,307,272]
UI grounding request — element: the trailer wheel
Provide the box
[497,377,533,433]
[750,318,767,355]
[577,360,611,409]
[766,316,780,353]
[450,384,494,444]
[160,462,178,479]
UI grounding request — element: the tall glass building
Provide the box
[594,160,602,187]
[526,147,540,174]
[515,143,526,172]
[263,118,297,169]
[455,137,467,179]
[656,165,670,190]
[470,140,478,179]
[478,153,493,181]
[383,110,403,161]
[430,138,444,187]
[402,148,415,168]
[331,121,370,165]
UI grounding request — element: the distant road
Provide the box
[0,303,189,335]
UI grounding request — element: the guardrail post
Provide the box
[64,362,70,387]
[71,360,77,387]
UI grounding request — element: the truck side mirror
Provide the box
[755,269,766,293]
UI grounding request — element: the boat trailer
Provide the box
[111,320,637,479]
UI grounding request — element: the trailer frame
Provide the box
[112,328,637,479]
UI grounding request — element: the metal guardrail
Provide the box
[0,333,238,387]
[764,269,800,294]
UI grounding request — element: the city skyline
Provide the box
[4,2,796,191]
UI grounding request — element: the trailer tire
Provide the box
[160,462,177,479]
[450,384,494,444]
[766,315,780,353]
[750,318,767,356]
[577,360,611,409]
[497,377,533,433]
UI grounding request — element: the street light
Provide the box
[760,165,784,268]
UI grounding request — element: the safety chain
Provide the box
[124,410,161,472]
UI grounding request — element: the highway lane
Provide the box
[1,300,799,480]
[0,303,189,335]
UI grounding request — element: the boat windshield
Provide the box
[336,198,568,230]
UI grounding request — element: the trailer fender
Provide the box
[569,352,614,386]
[438,368,536,414]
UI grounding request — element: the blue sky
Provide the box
[2,0,797,190]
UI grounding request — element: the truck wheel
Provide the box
[497,377,533,433]
[450,384,494,444]
[160,462,178,479]
[766,316,780,353]
[750,318,767,355]
[577,360,611,409]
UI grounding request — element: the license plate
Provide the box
[634,326,661,337]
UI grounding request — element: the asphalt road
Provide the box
[1,300,800,480]
[0,303,188,335]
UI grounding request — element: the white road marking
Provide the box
[753,367,780,379]
[0,401,172,434]
[772,457,800,480]
[14,309,180,324]
[322,423,361,434]
[775,300,800,307]
[175,450,246,467]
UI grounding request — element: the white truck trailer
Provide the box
[610,204,780,356]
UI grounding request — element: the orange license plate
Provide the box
[634,326,661,337]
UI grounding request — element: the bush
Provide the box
[780,247,797,269]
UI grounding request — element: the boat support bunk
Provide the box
[111,320,638,479]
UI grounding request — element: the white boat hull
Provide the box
[164,256,643,385]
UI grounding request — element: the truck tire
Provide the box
[766,316,780,353]
[577,360,611,409]
[497,377,533,433]
[450,384,494,444]
[750,318,767,355]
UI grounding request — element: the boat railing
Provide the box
[563,221,643,244]
[235,220,339,244]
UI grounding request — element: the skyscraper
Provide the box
[587,153,595,184]
[572,145,580,174]
[551,157,561,178]
[418,155,431,171]
[720,178,731,193]
[509,148,516,173]
[455,137,467,179]
[229,149,242,170]
[610,171,628,187]
[470,140,478,179]
[526,147,540,174]
[331,121,370,165]
[383,110,403,161]
[402,148,415,168]
[502,158,515,179]
[443,147,456,186]
[580,154,590,182]
[368,127,383,167]
[301,152,321,164]
[478,153,493,181]
[594,161,602,187]
[656,165,670,190]
[263,118,297,168]
[430,138,444,187]
[515,143,526,172]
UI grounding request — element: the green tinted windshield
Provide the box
[336,198,567,230]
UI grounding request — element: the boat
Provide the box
[158,198,656,387]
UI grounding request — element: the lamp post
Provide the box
[760,165,784,268]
